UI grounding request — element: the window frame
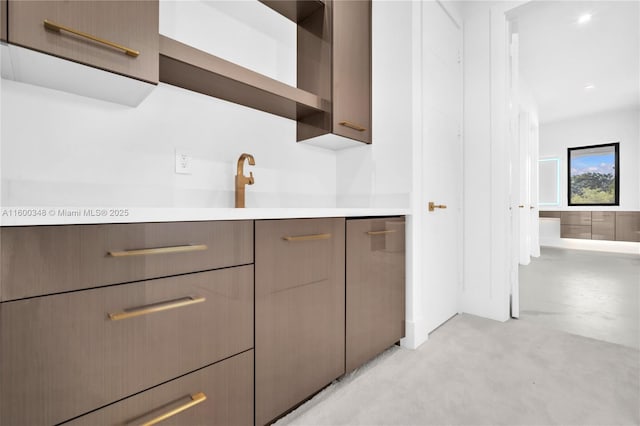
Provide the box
[567,142,620,206]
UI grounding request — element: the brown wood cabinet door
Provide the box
[66,350,254,426]
[8,0,158,83]
[255,218,345,426]
[560,211,591,226]
[332,0,371,144]
[346,217,405,373]
[591,211,615,241]
[0,266,253,426]
[615,212,640,242]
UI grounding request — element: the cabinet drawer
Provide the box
[591,211,615,241]
[66,350,254,426]
[560,224,591,239]
[615,212,640,242]
[1,220,253,301]
[255,218,345,426]
[8,0,158,83]
[560,211,591,225]
[0,266,253,426]
[346,217,405,373]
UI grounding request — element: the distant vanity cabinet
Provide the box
[541,210,640,242]
[346,217,405,373]
[7,0,159,83]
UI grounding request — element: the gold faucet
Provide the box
[235,153,255,208]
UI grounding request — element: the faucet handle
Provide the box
[248,171,254,185]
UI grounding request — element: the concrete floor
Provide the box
[277,314,640,425]
[519,246,640,349]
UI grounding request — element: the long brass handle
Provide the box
[108,244,208,257]
[428,202,447,212]
[43,19,140,57]
[108,296,205,321]
[366,230,396,236]
[139,392,207,426]
[339,121,367,132]
[518,205,525,208]
[283,233,331,242]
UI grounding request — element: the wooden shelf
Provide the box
[159,35,329,121]
[259,0,325,23]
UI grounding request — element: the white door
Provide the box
[530,122,541,257]
[421,1,463,332]
[518,110,531,265]
[508,32,520,318]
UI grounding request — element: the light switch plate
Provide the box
[175,150,193,174]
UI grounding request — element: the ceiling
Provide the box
[514,1,639,124]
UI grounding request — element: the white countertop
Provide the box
[0,207,411,226]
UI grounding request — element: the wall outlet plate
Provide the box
[175,150,193,174]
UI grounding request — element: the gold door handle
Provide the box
[108,296,205,321]
[138,392,207,426]
[366,230,396,236]
[518,205,525,208]
[108,244,208,257]
[530,206,535,210]
[283,233,331,242]
[339,121,367,132]
[43,19,140,57]
[428,202,447,212]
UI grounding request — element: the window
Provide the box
[568,142,619,206]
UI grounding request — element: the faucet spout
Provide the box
[235,153,255,208]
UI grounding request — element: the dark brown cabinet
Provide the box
[66,350,254,426]
[255,218,346,426]
[297,0,372,146]
[615,212,640,242]
[0,220,254,426]
[0,266,254,426]
[7,0,158,83]
[591,211,615,240]
[346,217,405,373]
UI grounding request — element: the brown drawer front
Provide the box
[539,211,561,218]
[255,218,345,426]
[0,266,253,426]
[1,220,253,301]
[615,212,640,242]
[346,217,405,373]
[66,350,254,426]
[561,211,591,225]
[591,212,615,241]
[561,225,591,239]
[8,1,159,83]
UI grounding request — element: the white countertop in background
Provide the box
[0,207,411,226]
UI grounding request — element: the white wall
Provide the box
[539,108,640,211]
[1,1,336,208]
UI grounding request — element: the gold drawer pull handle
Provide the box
[109,296,205,321]
[140,392,207,426]
[43,19,140,57]
[283,233,331,242]
[428,202,447,212]
[108,244,208,257]
[339,121,367,132]
[366,230,396,236]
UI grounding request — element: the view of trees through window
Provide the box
[568,143,619,205]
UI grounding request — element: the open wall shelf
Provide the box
[159,35,330,121]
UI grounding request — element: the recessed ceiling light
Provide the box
[584,84,595,90]
[578,13,592,24]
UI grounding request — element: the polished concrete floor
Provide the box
[519,246,640,349]
[277,314,640,425]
